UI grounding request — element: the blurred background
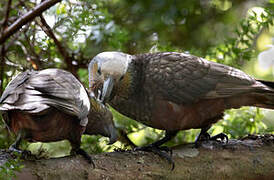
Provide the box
[0,0,273,158]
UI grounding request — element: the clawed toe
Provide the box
[134,145,175,170]
[21,150,32,157]
[73,148,95,168]
[195,132,229,147]
[158,146,173,156]
[210,133,228,143]
[9,146,33,159]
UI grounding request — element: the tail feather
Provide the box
[252,80,274,109]
[257,79,274,89]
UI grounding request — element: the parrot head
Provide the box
[85,97,118,145]
[88,51,133,103]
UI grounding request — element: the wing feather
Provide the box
[144,52,258,104]
[0,69,90,126]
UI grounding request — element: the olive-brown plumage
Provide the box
[0,69,117,165]
[89,52,274,148]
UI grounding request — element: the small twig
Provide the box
[38,15,77,76]
[38,16,71,61]
[2,0,12,28]
[5,23,30,52]
[5,57,24,70]
[23,32,41,70]
[0,0,61,44]
[0,46,6,95]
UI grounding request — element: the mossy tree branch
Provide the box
[0,134,273,180]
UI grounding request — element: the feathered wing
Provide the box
[0,69,90,126]
[145,52,271,104]
[0,70,44,112]
[0,70,31,104]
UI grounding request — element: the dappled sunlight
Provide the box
[128,128,164,147]
[128,130,146,147]
[27,141,71,158]
[210,0,232,11]
[262,110,274,131]
[214,107,272,139]
[0,1,273,164]
[257,32,273,51]
[258,44,274,71]
[247,7,268,22]
[254,61,272,76]
[211,126,225,137]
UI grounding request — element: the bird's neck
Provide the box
[114,58,144,98]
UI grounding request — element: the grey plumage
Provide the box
[89,51,274,131]
[148,53,271,103]
[89,51,274,168]
[0,68,118,165]
[0,69,90,126]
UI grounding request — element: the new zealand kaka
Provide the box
[0,68,117,165]
[88,51,274,166]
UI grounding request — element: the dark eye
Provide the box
[119,75,124,81]
[97,67,101,75]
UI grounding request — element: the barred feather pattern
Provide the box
[108,52,274,129]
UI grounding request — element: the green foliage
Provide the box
[81,135,114,154]
[110,107,140,133]
[219,107,271,138]
[0,124,11,149]
[0,0,273,158]
[0,155,24,180]
[207,4,274,68]
[112,2,274,147]
[198,3,274,142]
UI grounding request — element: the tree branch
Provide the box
[38,15,71,63]
[0,0,61,44]
[22,31,42,70]
[0,134,273,179]
[2,0,12,29]
[0,46,5,95]
[4,23,30,52]
[0,0,12,95]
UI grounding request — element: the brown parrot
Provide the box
[88,51,274,167]
[0,68,117,166]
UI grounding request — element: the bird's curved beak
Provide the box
[107,124,118,145]
[100,76,114,104]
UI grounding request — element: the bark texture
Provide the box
[1,134,274,180]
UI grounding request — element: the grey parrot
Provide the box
[0,68,117,166]
[88,51,274,167]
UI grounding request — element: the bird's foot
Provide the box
[8,146,33,159]
[72,148,95,168]
[134,145,175,170]
[210,133,228,143]
[195,132,228,147]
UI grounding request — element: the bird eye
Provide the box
[119,75,124,81]
[97,68,101,75]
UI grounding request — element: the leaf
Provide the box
[56,3,67,15]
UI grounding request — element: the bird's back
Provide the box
[137,52,265,103]
[0,69,90,127]
[110,52,274,130]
